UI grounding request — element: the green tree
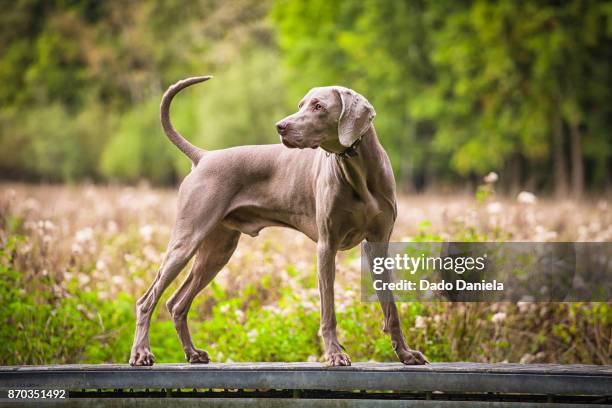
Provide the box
[271,0,612,193]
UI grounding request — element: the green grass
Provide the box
[1,233,609,365]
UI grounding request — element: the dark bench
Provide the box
[1,362,610,406]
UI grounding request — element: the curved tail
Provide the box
[160,76,211,164]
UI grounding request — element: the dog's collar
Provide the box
[324,137,362,159]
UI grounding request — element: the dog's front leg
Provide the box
[317,240,351,366]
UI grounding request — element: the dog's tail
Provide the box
[160,76,211,164]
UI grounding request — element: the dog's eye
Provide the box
[314,104,323,111]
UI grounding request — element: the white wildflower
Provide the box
[111,275,125,285]
[534,226,558,241]
[78,274,91,286]
[246,329,258,341]
[139,225,154,242]
[517,191,537,205]
[143,245,161,263]
[491,312,506,324]
[486,202,503,215]
[75,227,94,243]
[483,172,499,184]
[96,259,107,271]
[106,221,118,234]
[517,301,532,313]
[415,315,427,329]
[38,219,56,231]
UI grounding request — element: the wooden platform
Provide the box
[1,362,610,407]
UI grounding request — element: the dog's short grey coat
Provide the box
[129,76,427,367]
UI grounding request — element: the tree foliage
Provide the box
[272,0,612,193]
[0,0,610,193]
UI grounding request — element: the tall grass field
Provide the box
[0,183,609,365]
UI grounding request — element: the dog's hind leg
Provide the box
[129,181,230,366]
[365,227,428,365]
[166,225,240,363]
[129,232,202,366]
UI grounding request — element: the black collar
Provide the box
[337,137,362,159]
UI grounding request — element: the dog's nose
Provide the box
[276,121,287,134]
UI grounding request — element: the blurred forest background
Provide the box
[1,0,611,195]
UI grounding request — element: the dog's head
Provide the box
[275,86,376,153]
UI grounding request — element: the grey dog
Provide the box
[129,76,428,367]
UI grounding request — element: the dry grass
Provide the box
[0,182,610,365]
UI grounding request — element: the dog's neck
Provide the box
[320,136,363,159]
[326,127,384,215]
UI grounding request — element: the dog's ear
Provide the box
[335,87,376,147]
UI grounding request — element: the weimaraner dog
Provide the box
[129,76,428,367]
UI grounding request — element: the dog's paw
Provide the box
[129,347,155,366]
[326,351,352,367]
[398,349,429,365]
[186,348,210,364]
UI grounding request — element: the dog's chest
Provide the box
[338,228,367,250]
[333,204,378,250]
